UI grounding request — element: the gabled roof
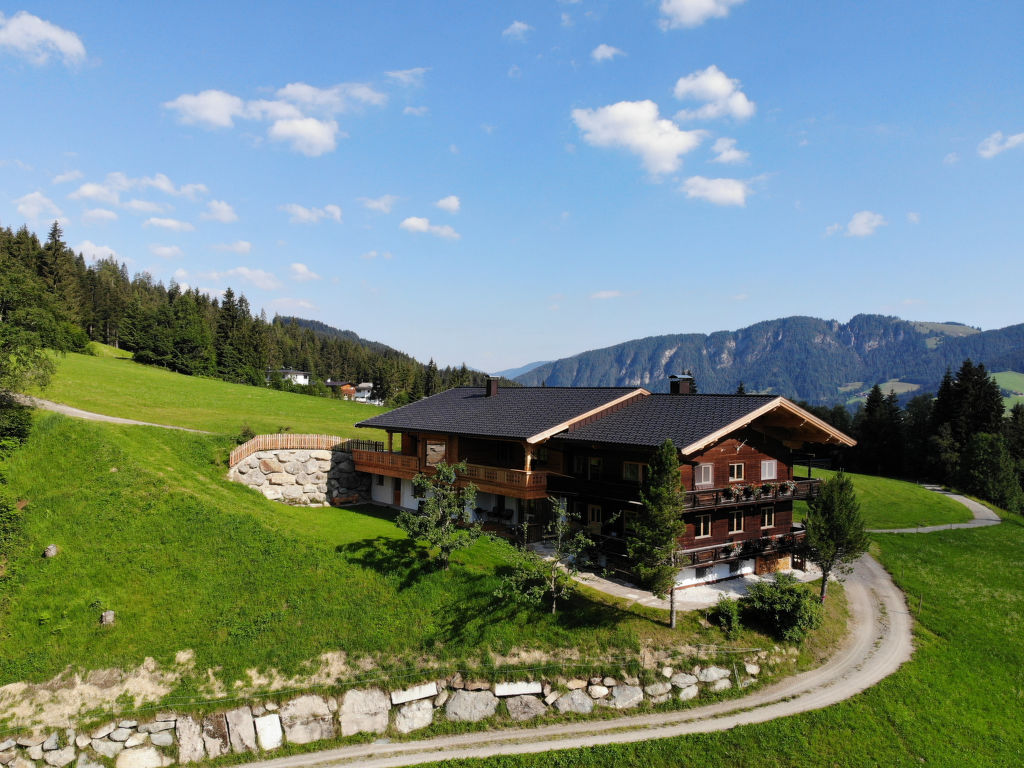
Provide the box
[356,386,646,441]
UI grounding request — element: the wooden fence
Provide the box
[229,434,351,467]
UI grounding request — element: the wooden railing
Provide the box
[459,463,548,490]
[230,434,349,467]
[680,529,805,566]
[351,449,549,494]
[683,479,820,511]
[352,449,420,472]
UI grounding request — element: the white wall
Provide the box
[675,558,755,588]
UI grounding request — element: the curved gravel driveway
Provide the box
[13,394,210,433]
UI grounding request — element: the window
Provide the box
[761,459,777,481]
[573,455,587,475]
[376,474,384,486]
[695,463,714,487]
[588,504,603,526]
[696,514,712,538]
[761,505,775,528]
[729,510,744,533]
[729,560,742,574]
[589,456,603,480]
[425,439,446,466]
[622,461,645,483]
[695,566,711,580]
[729,462,745,481]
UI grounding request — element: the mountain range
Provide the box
[513,315,1024,405]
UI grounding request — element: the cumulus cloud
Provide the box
[144,217,194,232]
[845,210,886,237]
[200,199,238,223]
[52,170,82,184]
[659,0,745,29]
[572,100,704,175]
[435,195,460,213]
[977,130,1024,159]
[280,203,342,224]
[360,250,393,260]
[186,266,281,291]
[149,244,182,259]
[289,262,321,282]
[502,20,533,40]
[269,297,317,312]
[0,11,86,66]
[75,241,119,262]
[212,241,252,254]
[123,199,168,214]
[590,290,622,300]
[710,137,748,163]
[400,216,460,239]
[403,105,429,116]
[385,67,428,87]
[70,181,119,206]
[164,81,386,156]
[682,176,751,206]
[674,65,755,121]
[14,191,62,221]
[142,173,207,199]
[82,208,117,222]
[360,194,399,213]
[591,44,625,62]
[70,172,206,208]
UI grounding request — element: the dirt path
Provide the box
[868,484,1001,533]
[13,394,210,434]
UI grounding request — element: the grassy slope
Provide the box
[29,351,387,439]
[436,516,1024,768]
[793,468,971,528]
[993,370,1024,410]
[2,414,824,691]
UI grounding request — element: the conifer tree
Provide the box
[803,471,869,603]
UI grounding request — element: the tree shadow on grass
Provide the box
[336,536,432,590]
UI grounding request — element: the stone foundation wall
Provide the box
[229,445,369,507]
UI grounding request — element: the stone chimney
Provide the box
[486,377,499,397]
[668,374,694,395]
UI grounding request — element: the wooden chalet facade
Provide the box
[354,375,855,588]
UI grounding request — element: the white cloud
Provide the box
[201,199,238,223]
[674,65,755,121]
[14,191,62,221]
[572,100,704,175]
[70,181,119,205]
[907,212,920,224]
[591,44,625,62]
[710,137,748,163]
[502,20,533,40]
[590,290,622,300]
[280,203,342,224]
[276,81,387,112]
[943,152,959,165]
[977,130,1024,159]
[75,240,119,262]
[71,173,205,208]
[845,210,886,237]
[400,216,460,239]
[190,266,281,291]
[123,199,168,214]
[825,222,843,236]
[149,244,182,259]
[269,297,317,313]
[682,176,751,206]
[360,250,393,260]
[508,65,522,79]
[144,217,194,232]
[360,194,399,213]
[403,105,429,116]
[82,208,117,222]
[435,195,460,213]
[289,262,321,282]
[267,117,342,156]
[163,90,246,128]
[0,11,86,66]
[386,67,429,87]
[142,173,207,199]
[212,241,252,254]
[731,292,749,301]
[52,170,82,184]
[659,0,745,29]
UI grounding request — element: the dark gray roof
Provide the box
[356,386,639,439]
[554,394,778,451]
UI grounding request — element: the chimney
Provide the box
[668,374,694,395]
[486,377,499,397]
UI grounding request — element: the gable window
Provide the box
[761,506,775,529]
[695,463,714,487]
[622,461,645,483]
[695,514,712,538]
[573,455,587,476]
[729,462,745,481]
[761,460,778,481]
[589,456,603,480]
[730,510,744,533]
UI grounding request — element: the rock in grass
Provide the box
[114,747,163,768]
[148,733,173,748]
[225,708,257,754]
[394,700,433,734]
[696,666,730,683]
[253,715,283,751]
[445,690,498,722]
[280,695,336,744]
[339,689,390,737]
[100,611,115,626]
[43,545,59,558]
[175,716,203,764]
[608,685,644,709]
[553,689,594,715]
[505,695,546,722]
[43,748,75,768]
[199,715,227,759]
[90,740,124,758]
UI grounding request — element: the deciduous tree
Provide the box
[398,461,479,570]
[803,470,869,603]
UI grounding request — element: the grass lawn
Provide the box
[993,370,1024,411]
[27,350,387,439]
[793,468,972,529]
[0,414,840,698]
[432,514,1024,768]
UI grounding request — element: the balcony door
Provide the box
[393,477,402,506]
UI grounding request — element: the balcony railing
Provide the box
[351,449,549,496]
[683,479,820,511]
[352,449,420,472]
[680,529,805,566]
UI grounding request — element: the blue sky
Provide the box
[1,1,1022,371]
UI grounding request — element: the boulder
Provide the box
[137,723,174,735]
[448,672,465,689]
[267,473,294,486]
[279,695,336,744]
[0,741,14,752]
[670,673,698,689]
[644,682,672,697]
[339,689,390,737]
[114,747,163,768]
[661,667,674,678]
[263,486,283,501]
[505,695,547,722]
[122,734,147,749]
[27,747,43,761]
[17,737,46,748]
[43,749,75,768]
[445,691,498,723]
[42,735,59,752]
[148,734,173,748]
[697,666,730,683]
[391,682,438,706]
[744,662,760,676]
[175,716,203,764]
[117,723,137,730]
[566,679,587,690]
[74,736,90,750]
[12,758,35,768]
[543,691,561,706]
[283,462,304,474]
[253,715,283,751]
[601,677,617,687]
[710,678,733,692]
[608,685,644,710]
[43,545,59,558]
[678,685,699,701]
[108,730,131,743]
[75,754,103,768]
[621,674,640,686]
[587,685,609,699]
[259,458,283,474]
[309,450,332,461]
[650,693,671,705]
[394,700,434,734]
[554,689,594,715]
[200,715,228,759]
[464,680,490,691]
[90,740,123,758]
[282,485,304,501]
[224,707,257,753]
[494,681,543,697]
[100,611,115,625]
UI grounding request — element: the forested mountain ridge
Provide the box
[516,315,1024,404]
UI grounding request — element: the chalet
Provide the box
[267,368,311,387]
[354,375,855,588]
[354,382,374,403]
[326,380,357,398]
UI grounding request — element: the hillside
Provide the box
[516,315,1024,404]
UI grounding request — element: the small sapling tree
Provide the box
[803,470,870,603]
[397,461,479,570]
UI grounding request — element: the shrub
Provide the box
[0,488,24,557]
[744,572,823,643]
[0,394,32,449]
[236,424,256,445]
[716,595,742,640]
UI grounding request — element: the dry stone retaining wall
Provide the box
[0,662,767,767]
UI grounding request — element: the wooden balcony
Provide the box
[351,449,550,499]
[683,479,820,511]
[681,529,806,566]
